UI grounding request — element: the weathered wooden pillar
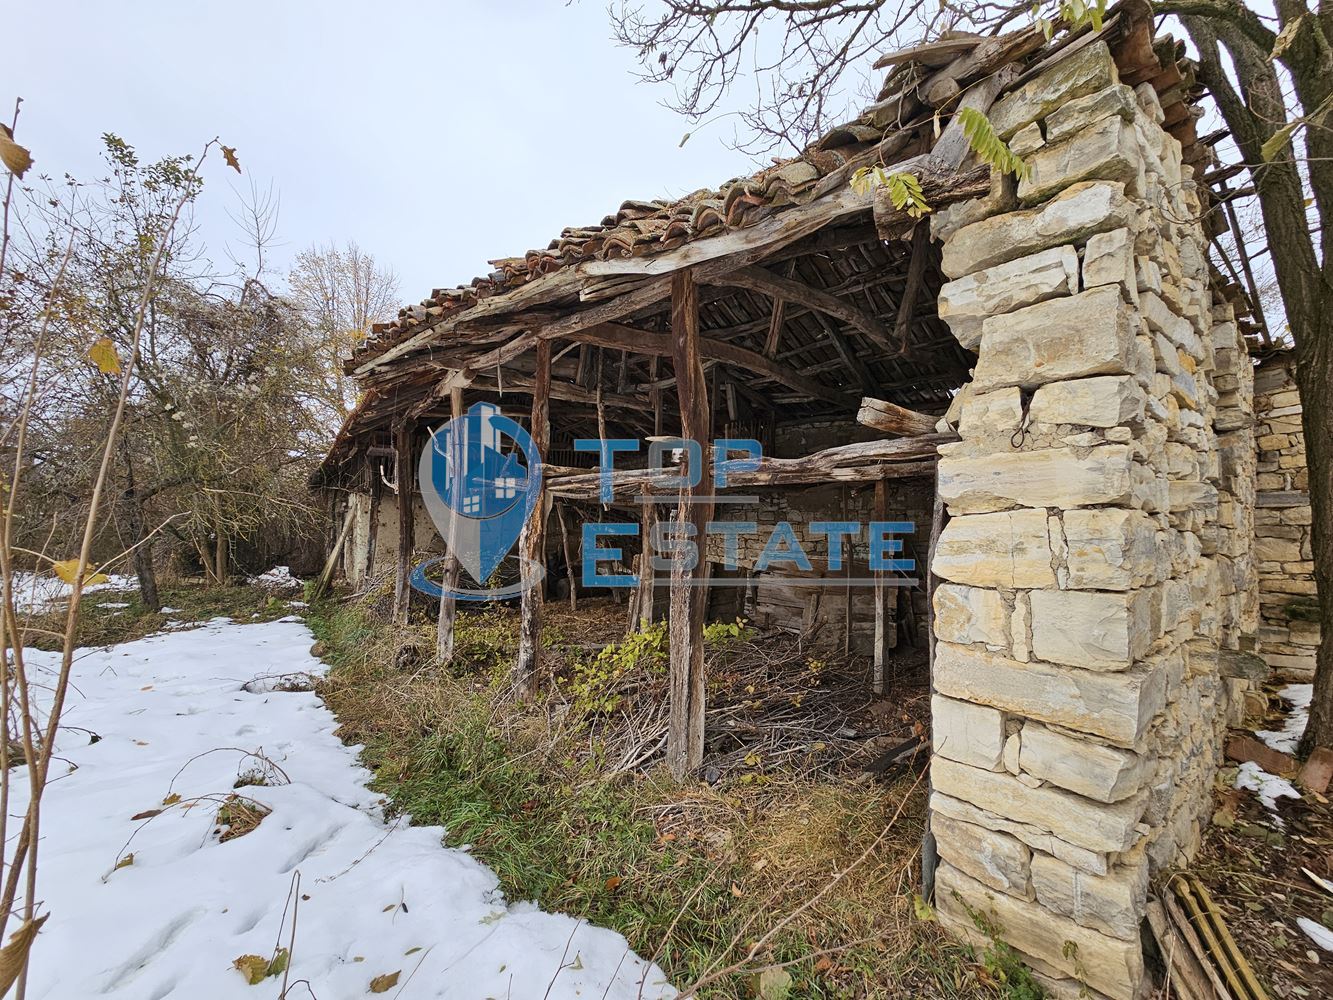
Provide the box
[436,384,464,663]
[629,492,657,633]
[392,420,415,624]
[872,478,890,694]
[554,502,578,611]
[666,269,712,779]
[365,477,382,581]
[514,339,551,694]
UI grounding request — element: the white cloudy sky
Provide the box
[9,1,781,304]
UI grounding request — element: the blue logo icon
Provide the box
[413,402,543,600]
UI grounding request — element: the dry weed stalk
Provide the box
[0,125,221,994]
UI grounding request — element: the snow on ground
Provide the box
[17,619,674,1000]
[1256,683,1314,754]
[249,565,302,591]
[10,571,139,613]
[1234,760,1301,813]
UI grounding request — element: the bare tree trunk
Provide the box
[119,442,160,612]
[214,529,227,585]
[515,341,551,694]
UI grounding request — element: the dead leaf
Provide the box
[369,970,400,993]
[233,954,268,985]
[113,853,134,871]
[130,809,162,821]
[751,967,792,1000]
[162,793,181,806]
[813,956,833,973]
[604,875,623,892]
[267,948,289,977]
[221,145,241,174]
[51,559,110,588]
[0,125,32,180]
[0,915,48,995]
[87,337,121,374]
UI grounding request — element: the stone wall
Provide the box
[925,40,1246,999]
[1254,354,1319,681]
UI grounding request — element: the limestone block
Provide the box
[932,757,1146,854]
[932,694,1007,770]
[933,509,1055,588]
[1029,375,1146,428]
[1140,290,1203,358]
[1018,724,1146,803]
[959,387,1024,438]
[1134,82,1165,124]
[1061,508,1163,590]
[938,445,1136,515]
[934,643,1166,748]
[938,246,1079,349]
[1029,589,1154,670]
[1018,115,1143,205]
[989,41,1119,139]
[936,863,1145,999]
[932,813,1032,897]
[931,792,1109,875]
[1030,854,1148,941]
[1011,121,1044,157]
[934,583,1009,649]
[1044,83,1139,144]
[941,181,1133,278]
[1082,227,1138,305]
[972,287,1137,392]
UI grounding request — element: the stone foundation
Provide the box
[927,41,1246,999]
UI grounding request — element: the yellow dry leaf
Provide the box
[51,559,110,588]
[0,125,31,180]
[369,970,400,993]
[221,145,241,174]
[232,953,269,985]
[162,792,182,806]
[113,853,134,871]
[0,915,48,996]
[87,337,121,375]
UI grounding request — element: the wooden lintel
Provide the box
[857,396,940,436]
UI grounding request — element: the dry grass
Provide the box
[214,794,270,843]
[307,583,1010,998]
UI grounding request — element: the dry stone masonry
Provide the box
[926,41,1256,1000]
[1253,354,1319,681]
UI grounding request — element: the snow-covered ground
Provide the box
[17,618,673,999]
[10,571,139,613]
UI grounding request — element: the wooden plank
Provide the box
[858,396,939,436]
[872,35,983,70]
[630,494,657,633]
[706,264,897,354]
[666,269,712,780]
[564,322,855,407]
[436,384,464,663]
[555,502,578,611]
[515,340,551,694]
[763,294,786,358]
[392,421,415,625]
[817,315,877,394]
[891,222,932,351]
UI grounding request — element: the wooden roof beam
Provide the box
[702,265,898,354]
[564,322,856,408]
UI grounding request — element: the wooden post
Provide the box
[555,502,578,610]
[515,339,551,694]
[872,478,889,694]
[310,501,358,602]
[630,491,657,633]
[436,385,464,663]
[365,477,382,581]
[392,421,416,624]
[667,269,712,779]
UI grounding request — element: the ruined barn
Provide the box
[315,3,1288,995]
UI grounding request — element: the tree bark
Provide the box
[437,385,464,664]
[119,441,160,612]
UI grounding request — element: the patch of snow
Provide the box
[10,571,138,613]
[249,565,302,591]
[100,602,131,609]
[1256,683,1313,754]
[1235,761,1301,813]
[14,620,673,999]
[159,606,181,614]
[1298,917,1333,952]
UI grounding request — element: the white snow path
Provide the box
[17,618,674,1000]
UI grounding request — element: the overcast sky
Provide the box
[9,1,765,305]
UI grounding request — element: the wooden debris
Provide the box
[1225,733,1297,776]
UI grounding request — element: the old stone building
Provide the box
[316,4,1294,996]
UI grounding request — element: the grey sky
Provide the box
[10,1,763,304]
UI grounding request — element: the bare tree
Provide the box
[288,242,400,420]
